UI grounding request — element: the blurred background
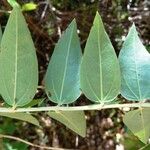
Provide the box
[0,0,150,149]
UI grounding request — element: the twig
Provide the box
[40,1,49,20]
[0,134,72,150]
[0,103,150,113]
[0,10,11,13]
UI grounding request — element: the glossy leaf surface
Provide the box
[123,108,150,144]
[48,111,86,137]
[45,20,82,105]
[0,6,38,107]
[80,12,120,103]
[0,112,40,126]
[119,24,150,101]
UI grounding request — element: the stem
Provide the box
[0,103,150,113]
[0,10,11,13]
[0,134,71,150]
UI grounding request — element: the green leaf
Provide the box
[4,141,28,150]
[7,0,20,7]
[140,144,150,150]
[4,143,15,150]
[0,120,16,134]
[0,6,38,107]
[119,24,150,101]
[123,133,145,150]
[0,139,4,150]
[23,98,45,108]
[80,12,120,103]
[45,19,82,105]
[48,111,86,137]
[0,112,40,127]
[123,108,150,144]
[0,25,2,42]
[22,3,37,12]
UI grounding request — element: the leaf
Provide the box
[0,139,4,150]
[7,0,19,7]
[0,25,2,42]
[123,132,145,150]
[123,108,150,144]
[22,3,37,12]
[119,24,150,101]
[0,120,16,134]
[4,141,28,150]
[23,98,45,108]
[48,111,86,137]
[140,144,150,150]
[45,19,82,105]
[80,12,120,103]
[0,112,40,127]
[0,6,38,107]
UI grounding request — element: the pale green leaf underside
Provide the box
[7,0,20,7]
[123,108,150,144]
[45,20,82,105]
[80,12,120,103]
[119,24,150,101]
[0,6,38,107]
[0,25,2,42]
[0,112,40,126]
[48,111,86,137]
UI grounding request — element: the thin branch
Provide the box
[0,134,72,150]
[0,10,11,13]
[0,103,150,113]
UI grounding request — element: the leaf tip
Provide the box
[96,11,100,16]
[70,18,77,28]
[72,18,76,22]
[130,22,137,34]
[94,11,103,26]
[95,11,101,20]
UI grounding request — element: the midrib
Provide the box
[13,9,18,105]
[133,30,141,100]
[98,25,103,101]
[59,25,74,102]
[140,109,146,142]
